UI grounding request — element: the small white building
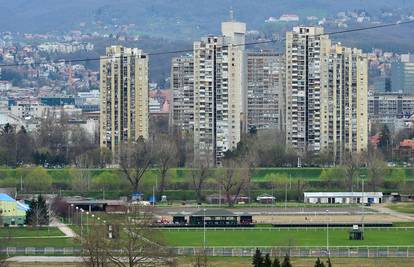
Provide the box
[304,192,383,204]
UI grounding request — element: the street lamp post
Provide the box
[80,209,84,241]
[203,208,207,248]
[69,204,74,224]
[326,209,330,257]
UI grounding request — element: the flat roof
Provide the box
[0,193,15,202]
[66,199,126,205]
[190,209,237,217]
[304,192,383,198]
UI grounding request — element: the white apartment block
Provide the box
[285,27,368,162]
[193,18,246,166]
[99,46,149,154]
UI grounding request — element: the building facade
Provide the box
[193,19,246,166]
[99,46,149,153]
[246,51,284,131]
[369,93,414,118]
[170,55,194,132]
[391,54,414,94]
[285,27,368,161]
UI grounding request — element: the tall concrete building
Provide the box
[247,51,284,131]
[170,54,194,133]
[391,54,414,94]
[99,45,149,153]
[193,16,246,166]
[285,27,368,161]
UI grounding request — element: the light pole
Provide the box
[86,212,90,232]
[203,208,207,248]
[80,209,84,241]
[69,204,74,224]
[326,209,330,257]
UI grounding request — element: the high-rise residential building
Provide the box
[99,45,149,153]
[285,27,368,161]
[170,54,194,132]
[391,54,414,94]
[193,16,246,166]
[247,51,284,131]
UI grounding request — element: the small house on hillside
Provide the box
[256,193,276,204]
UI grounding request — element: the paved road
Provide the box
[6,256,83,262]
[370,204,414,221]
[50,218,77,238]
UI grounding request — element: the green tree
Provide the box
[252,248,264,267]
[378,124,392,159]
[314,257,326,267]
[24,167,52,192]
[281,254,292,267]
[92,171,120,191]
[16,126,34,165]
[70,168,91,192]
[263,253,272,267]
[389,168,406,190]
[0,123,16,166]
[25,195,49,226]
[272,257,281,267]
[266,173,289,191]
[319,168,345,189]
[367,155,388,191]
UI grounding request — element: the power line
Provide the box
[0,19,413,68]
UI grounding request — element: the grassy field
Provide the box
[387,203,414,214]
[0,227,77,248]
[0,227,64,238]
[7,258,414,267]
[4,237,78,248]
[162,228,414,247]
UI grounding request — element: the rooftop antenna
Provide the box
[229,6,234,21]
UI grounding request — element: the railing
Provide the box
[172,246,414,257]
[2,246,414,257]
[158,227,414,231]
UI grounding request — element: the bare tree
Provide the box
[342,152,361,192]
[106,205,174,267]
[367,152,388,192]
[192,248,208,267]
[81,221,109,267]
[70,168,91,193]
[154,135,178,199]
[217,159,249,207]
[119,138,153,193]
[190,162,210,204]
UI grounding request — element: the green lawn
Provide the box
[162,228,414,247]
[3,237,79,248]
[387,203,414,214]
[0,227,77,248]
[0,227,64,238]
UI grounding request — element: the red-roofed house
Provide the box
[398,139,414,162]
